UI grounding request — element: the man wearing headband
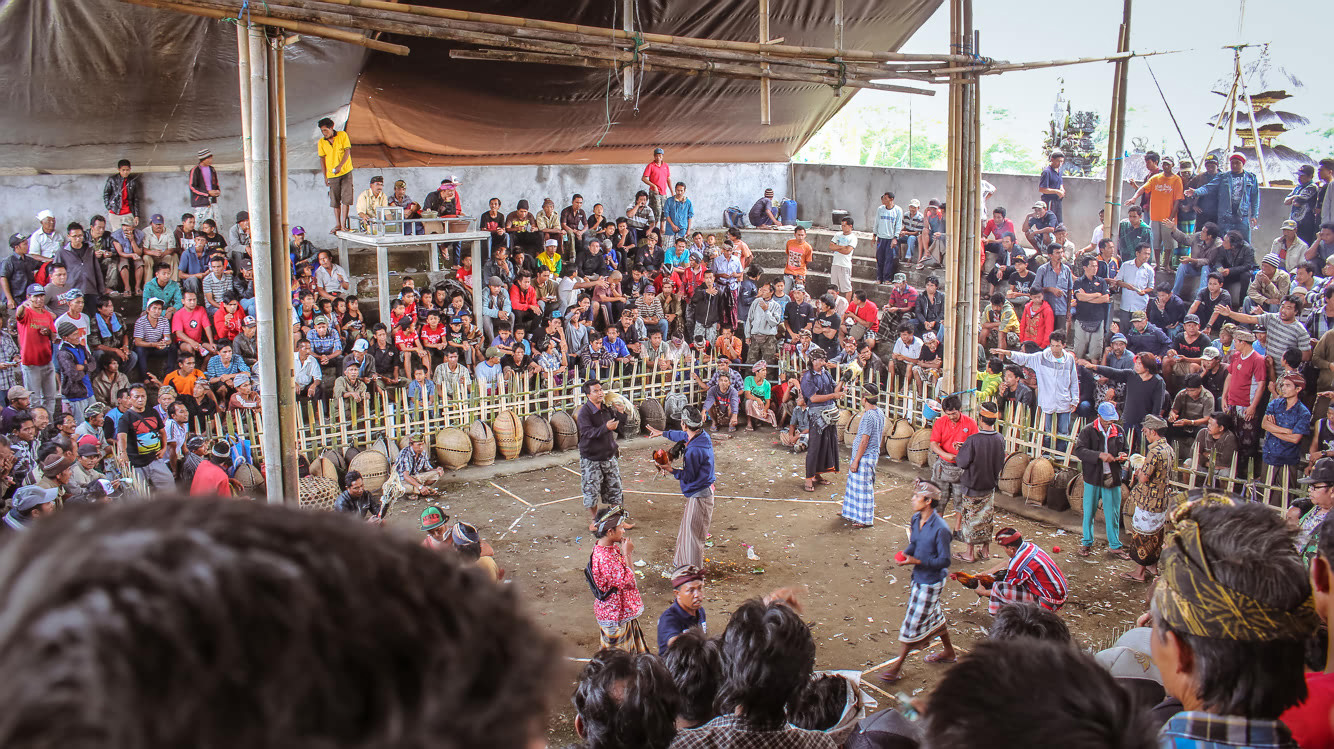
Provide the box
[800,347,842,493]
[840,383,885,528]
[1153,498,1316,747]
[577,379,628,531]
[1262,372,1312,472]
[647,406,716,570]
[1124,415,1174,583]
[953,401,1005,561]
[452,521,503,582]
[882,479,955,683]
[589,505,648,653]
[972,527,1067,616]
[1074,401,1129,559]
[656,565,705,654]
[188,439,237,498]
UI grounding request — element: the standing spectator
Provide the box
[1220,295,1312,368]
[800,349,842,493]
[1071,255,1110,360]
[54,321,93,423]
[838,383,885,528]
[15,285,57,414]
[55,222,105,299]
[1,233,41,309]
[873,191,903,283]
[102,158,140,233]
[641,147,671,230]
[1038,149,1066,222]
[1188,153,1222,228]
[1321,158,1334,227]
[1114,243,1155,333]
[1153,500,1314,749]
[1033,245,1073,333]
[577,380,627,530]
[880,479,955,684]
[748,188,779,228]
[1116,206,1153,262]
[1127,155,1184,268]
[589,505,647,653]
[928,394,978,515]
[316,117,354,233]
[993,332,1079,452]
[187,149,220,226]
[1073,401,1128,558]
[783,226,813,292]
[1286,164,1321,244]
[662,182,694,243]
[1262,373,1311,474]
[1186,152,1261,241]
[828,217,856,300]
[954,403,1005,561]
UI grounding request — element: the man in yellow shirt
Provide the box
[317,117,354,234]
[354,176,389,232]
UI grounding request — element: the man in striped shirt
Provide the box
[1218,294,1312,366]
[975,527,1068,615]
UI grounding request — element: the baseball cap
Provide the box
[1130,310,1147,321]
[25,283,45,296]
[147,298,165,309]
[544,239,558,247]
[892,272,907,283]
[1183,313,1200,324]
[419,505,449,531]
[441,175,460,185]
[77,442,101,458]
[653,147,664,154]
[150,213,164,224]
[1300,457,1334,485]
[11,485,58,513]
[1097,402,1119,421]
[370,175,384,184]
[1232,328,1256,342]
[1298,164,1316,177]
[313,315,328,325]
[485,346,500,358]
[292,226,305,236]
[8,233,25,248]
[1201,346,1221,360]
[236,211,249,222]
[242,316,256,326]
[487,276,503,287]
[1282,219,1298,231]
[1110,333,1127,344]
[7,385,31,400]
[1229,152,1246,164]
[353,338,369,352]
[1203,153,1220,163]
[908,199,920,208]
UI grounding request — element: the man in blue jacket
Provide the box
[648,406,717,570]
[1186,153,1260,241]
[881,479,955,683]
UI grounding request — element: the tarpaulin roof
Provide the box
[0,0,940,171]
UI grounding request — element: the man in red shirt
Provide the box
[190,440,235,497]
[1283,486,1334,747]
[15,283,58,413]
[847,289,880,336]
[641,147,671,232]
[929,394,978,518]
[1223,327,1266,477]
[509,272,541,335]
[172,290,216,361]
[212,295,245,341]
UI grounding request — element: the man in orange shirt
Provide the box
[1128,155,1184,270]
[783,226,813,292]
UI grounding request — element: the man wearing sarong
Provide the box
[647,406,716,570]
[1073,402,1129,558]
[800,347,843,493]
[928,394,977,515]
[1124,415,1175,582]
[840,383,885,528]
[577,379,629,530]
[976,528,1068,616]
[881,480,955,683]
[589,506,648,653]
[953,401,1005,561]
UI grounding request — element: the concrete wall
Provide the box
[792,163,1296,249]
[0,162,788,259]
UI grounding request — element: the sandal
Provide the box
[1108,549,1131,561]
[1078,544,1092,557]
[879,671,904,683]
[952,552,975,563]
[924,652,957,664]
[814,475,832,486]
[1118,571,1148,582]
[803,483,817,493]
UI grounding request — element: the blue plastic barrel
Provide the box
[779,198,798,224]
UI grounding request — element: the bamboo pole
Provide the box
[941,48,1183,75]
[448,50,936,97]
[1238,74,1270,186]
[276,37,290,242]
[620,0,634,100]
[1103,0,1131,240]
[1225,49,1240,166]
[236,24,253,199]
[758,0,771,125]
[120,0,409,54]
[287,0,978,63]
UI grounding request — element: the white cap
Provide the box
[36,209,53,221]
[544,239,558,247]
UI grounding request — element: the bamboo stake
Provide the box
[1238,73,1270,187]
[940,49,1183,75]
[758,0,771,125]
[448,49,935,96]
[119,0,409,55]
[293,0,978,63]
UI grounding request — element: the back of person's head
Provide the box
[717,598,815,725]
[662,628,722,728]
[1153,497,1316,720]
[0,499,563,748]
[989,603,1073,645]
[790,673,860,741]
[573,648,680,749]
[925,638,1154,749]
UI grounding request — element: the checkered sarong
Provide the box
[899,580,946,644]
[841,463,876,525]
[988,580,1041,616]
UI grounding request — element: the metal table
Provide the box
[335,225,490,324]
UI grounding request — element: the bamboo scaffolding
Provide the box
[122,0,409,54]
[449,49,936,97]
[1103,0,1132,233]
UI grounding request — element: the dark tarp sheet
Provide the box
[350,0,940,166]
[0,0,366,170]
[0,0,939,170]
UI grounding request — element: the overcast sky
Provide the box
[808,0,1332,170]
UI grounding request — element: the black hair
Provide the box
[582,379,602,394]
[1154,502,1312,719]
[1202,221,1221,239]
[1154,281,1173,295]
[987,357,1003,374]
[840,217,853,227]
[1283,348,1303,370]
[989,603,1073,645]
[993,206,1006,217]
[942,395,962,411]
[1083,255,1099,269]
[790,674,849,732]
[1283,294,1305,314]
[634,189,648,201]
[117,159,131,169]
[990,292,1006,306]
[925,639,1154,749]
[662,629,722,728]
[0,499,562,748]
[898,324,914,335]
[716,598,816,725]
[1207,271,1224,284]
[1048,331,1066,344]
[344,469,362,488]
[1183,373,1203,389]
[573,648,679,749]
[317,117,335,129]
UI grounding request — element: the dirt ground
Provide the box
[383,430,1149,744]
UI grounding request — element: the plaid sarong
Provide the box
[988,580,1042,616]
[598,617,649,653]
[899,580,946,644]
[841,463,876,525]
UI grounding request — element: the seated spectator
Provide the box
[662,628,721,730]
[988,602,1073,644]
[293,340,324,402]
[226,374,259,412]
[1153,497,1316,748]
[394,432,441,495]
[790,673,865,746]
[475,346,505,395]
[205,341,250,405]
[1148,283,1188,337]
[573,648,680,749]
[331,360,368,408]
[924,638,1154,749]
[314,250,351,301]
[354,175,387,229]
[1123,311,1171,356]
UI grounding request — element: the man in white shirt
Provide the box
[890,324,923,385]
[874,192,903,283]
[1114,242,1156,333]
[829,216,857,300]
[314,250,351,301]
[293,340,325,401]
[28,209,63,260]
